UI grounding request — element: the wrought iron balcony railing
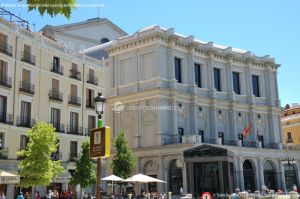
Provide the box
[67,125,84,135]
[69,69,81,80]
[0,41,12,56]
[19,81,35,95]
[21,51,36,65]
[50,122,65,133]
[49,90,63,102]
[17,116,36,128]
[86,100,95,109]
[0,75,12,88]
[68,95,81,106]
[0,112,13,125]
[51,63,64,75]
[87,75,98,85]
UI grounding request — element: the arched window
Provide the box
[168,159,183,195]
[243,160,255,191]
[101,38,109,44]
[263,161,276,190]
[143,161,159,192]
[284,163,298,191]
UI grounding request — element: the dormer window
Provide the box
[101,38,109,44]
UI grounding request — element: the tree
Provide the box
[21,0,76,19]
[69,139,96,197]
[111,130,136,179]
[17,122,64,188]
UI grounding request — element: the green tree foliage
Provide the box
[69,139,96,196]
[111,130,136,179]
[21,0,76,19]
[17,122,64,188]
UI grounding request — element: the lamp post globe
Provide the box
[94,92,106,119]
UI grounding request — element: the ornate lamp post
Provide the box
[94,92,106,199]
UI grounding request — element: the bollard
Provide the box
[168,192,172,199]
[128,193,132,199]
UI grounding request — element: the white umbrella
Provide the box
[123,173,166,183]
[101,175,124,193]
[0,170,20,184]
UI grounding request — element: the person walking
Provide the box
[0,192,6,199]
[180,187,183,197]
[17,192,24,199]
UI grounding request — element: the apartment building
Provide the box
[0,16,106,197]
[84,26,300,196]
[281,103,300,150]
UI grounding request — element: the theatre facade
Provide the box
[82,25,297,195]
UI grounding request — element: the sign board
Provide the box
[90,127,110,158]
[201,192,212,199]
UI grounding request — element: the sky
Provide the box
[1,0,299,106]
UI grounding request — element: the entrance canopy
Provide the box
[184,144,234,158]
[0,170,20,184]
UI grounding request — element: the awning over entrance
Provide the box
[52,171,71,183]
[184,144,234,158]
[0,170,20,184]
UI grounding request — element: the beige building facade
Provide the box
[0,16,106,197]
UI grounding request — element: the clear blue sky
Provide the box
[2,0,300,106]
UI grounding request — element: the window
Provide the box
[287,132,293,143]
[0,95,7,115]
[101,38,110,44]
[232,72,240,94]
[86,88,94,108]
[194,63,201,87]
[258,135,264,148]
[51,108,61,129]
[88,115,96,132]
[70,112,78,130]
[0,132,4,149]
[178,127,184,143]
[21,101,31,121]
[52,79,59,92]
[198,130,204,143]
[218,132,224,145]
[252,75,260,97]
[20,135,29,150]
[238,134,244,146]
[174,58,182,83]
[70,141,78,161]
[214,68,221,91]
[0,60,7,78]
[70,84,78,97]
[53,56,60,68]
[22,68,31,83]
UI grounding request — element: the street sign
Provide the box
[90,127,110,158]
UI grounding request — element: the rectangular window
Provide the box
[218,132,224,145]
[70,141,78,159]
[88,115,96,131]
[52,79,59,91]
[53,56,60,68]
[0,95,7,116]
[198,130,204,143]
[174,58,182,83]
[51,108,61,127]
[70,112,78,130]
[0,60,7,78]
[238,134,244,146]
[214,68,221,91]
[258,135,264,148]
[86,88,94,107]
[89,69,94,79]
[287,132,292,143]
[178,127,184,143]
[252,75,260,97]
[232,72,240,94]
[21,101,31,121]
[20,135,29,150]
[0,33,7,45]
[70,84,78,97]
[22,68,31,83]
[194,63,201,87]
[0,132,4,149]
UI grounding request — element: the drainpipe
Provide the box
[12,32,18,125]
[81,62,85,135]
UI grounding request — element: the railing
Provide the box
[51,152,62,161]
[69,152,80,162]
[69,69,81,80]
[67,125,84,135]
[87,75,98,85]
[50,122,65,133]
[51,63,64,75]
[0,112,13,125]
[21,51,36,65]
[286,139,293,144]
[0,41,12,56]
[0,75,12,88]
[0,147,8,159]
[68,95,81,106]
[49,90,63,102]
[17,116,36,128]
[86,100,95,109]
[19,81,35,94]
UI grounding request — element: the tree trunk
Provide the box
[80,186,82,199]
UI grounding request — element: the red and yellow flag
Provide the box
[243,124,252,138]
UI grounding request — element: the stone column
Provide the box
[258,158,265,191]
[183,161,188,195]
[209,101,218,144]
[207,51,215,98]
[190,98,198,138]
[278,159,287,192]
[229,107,238,146]
[168,40,176,89]
[296,160,300,190]
[236,157,245,190]
[248,108,258,147]
[158,156,165,192]
[171,97,178,143]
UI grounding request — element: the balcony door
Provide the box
[70,141,78,160]
[88,115,96,132]
[70,84,78,97]
[0,95,7,121]
[22,68,31,83]
[86,88,94,107]
[70,112,78,132]
[20,135,29,150]
[21,101,31,124]
[88,69,94,80]
[0,60,7,80]
[52,79,59,92]
[0,33,7,47]
[51,108,61,130]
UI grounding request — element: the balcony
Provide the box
[19,81,35,95]
[0,75,12,88]
[69,152,79,162]
[51,63,64,75]
[0,112,13,125]
[50,122,65,133]
[69,69,81,80]
[0,41,12,56]
[51,152,62,161]
[286,139,293,144]
[0,147,8,159]
[17,116,36,128]
[68,95,81,106]
[67,125,84,135]
[21,51,36,65]
[86,101,95,109]
[49,90,63,102]
[87,75,98,85]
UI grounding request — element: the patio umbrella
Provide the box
[123,173,166,183]
[0,170,20,184]
[101,174,124,193]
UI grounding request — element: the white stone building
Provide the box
[84,26,300,196]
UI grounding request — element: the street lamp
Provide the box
[93,92,106,199]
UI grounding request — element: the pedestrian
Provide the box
[0,192,6,199]
[17,192,24,199]
[36,191,41,199]
[180,187,183,197]
[230,188,240,199]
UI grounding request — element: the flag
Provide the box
[243,124,252,138]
